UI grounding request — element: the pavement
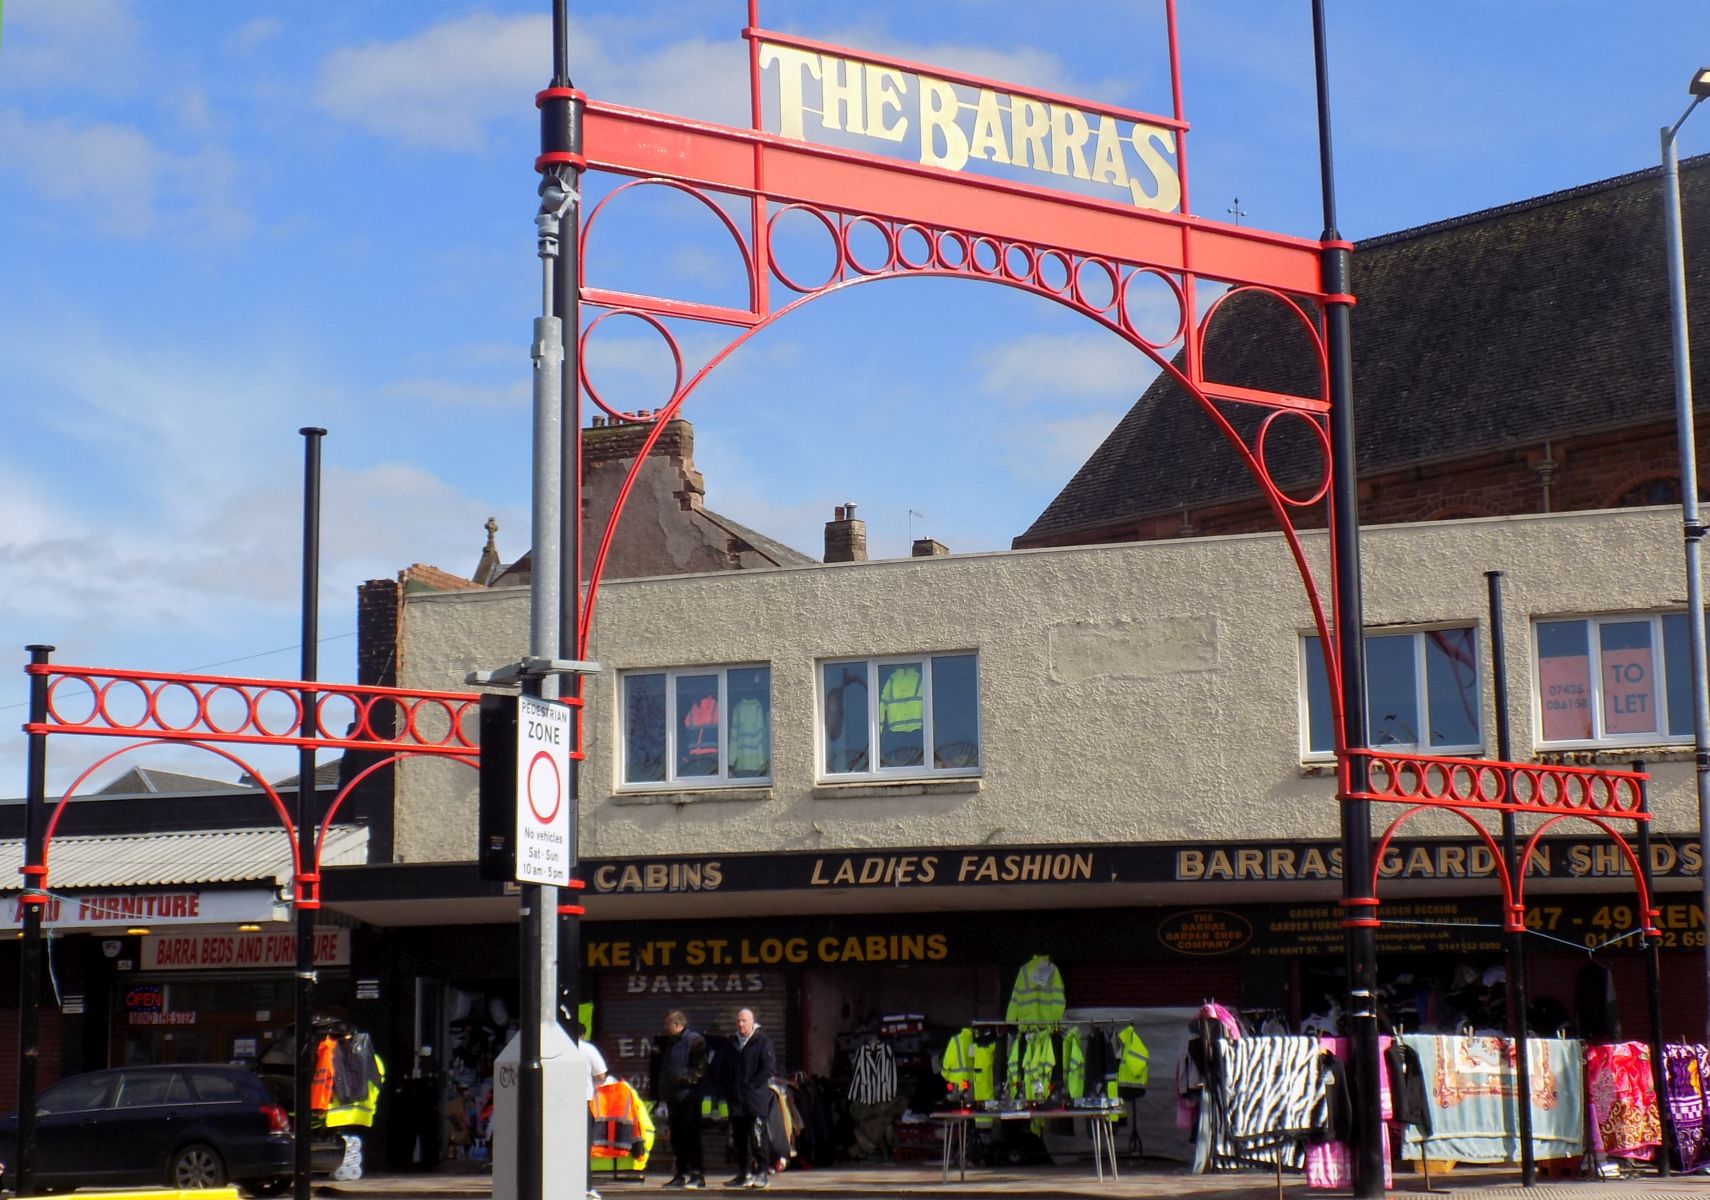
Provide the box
[316,1161,1710,1200]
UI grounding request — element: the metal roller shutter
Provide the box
[596,969,789,1095]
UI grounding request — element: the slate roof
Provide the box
[97,768,247,795]
[1018,155,1710,544]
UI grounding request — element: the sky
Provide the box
[2,0,1709,796]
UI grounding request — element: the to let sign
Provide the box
[516,695,572,886]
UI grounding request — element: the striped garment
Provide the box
[1211,1036,1328,1169]
[847,1040,897,1105]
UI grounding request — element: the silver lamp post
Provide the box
[1662,66,1710,1044]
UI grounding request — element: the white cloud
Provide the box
[999,412,1123,485]
[312,13,749,152]
[314,14,549,151]
[0,109,250,240]
[1,0,141,93]
[227,16,285,56]
[976,330,1154,406]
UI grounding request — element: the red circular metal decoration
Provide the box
[1072,257,1118,312]
[767,203,842,293]
[579,309,686,423]
[202,684,252,737]
[147,680,204,734]
[1118,267,1187,350]
[252,687,304,740]
[896,224,935,271]
[1002,242,1035,284]
[1036,249,1072,295]
[95,677,151,732]
[842,214,896,276]
[1254,409,1333,508]
[935,229,971,270]
[44,674,97,727]
[970,236,1003,276]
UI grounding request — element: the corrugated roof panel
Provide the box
[0,826,369,891]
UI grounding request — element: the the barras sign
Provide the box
[756,37,1182,213]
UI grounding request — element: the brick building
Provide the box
[1016,156,1710,548]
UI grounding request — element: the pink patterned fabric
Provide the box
[1585,1041,1661,1158]
[1306,1037,1392,1190]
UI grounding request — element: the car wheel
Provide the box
[169,1143,228,1189]
[242,1178,292,1198]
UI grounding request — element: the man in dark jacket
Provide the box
[726,1007,776,1189]
[650,1010,710,1189]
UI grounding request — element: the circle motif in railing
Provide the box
[44,674,99,727]
[96,677,152,731]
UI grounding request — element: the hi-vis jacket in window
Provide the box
[1006,955,1066,1027]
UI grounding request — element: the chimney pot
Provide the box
[912,538,949,557]
[824,502,867,564]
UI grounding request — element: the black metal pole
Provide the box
[1485,572,1536,1185]
[294,428,325,1200]
[551,0,586,1048]
[1635,764,1675,1177]
[16,644,54,1197]
[1310,5,1381,1197]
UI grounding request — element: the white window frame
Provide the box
[1299,625,1483,761]
[1533,612,1689,750]
[617,663,771,789]
[817,652,982,782]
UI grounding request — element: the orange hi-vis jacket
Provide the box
[309,1035,337,1111]
[590,1079,645,1159]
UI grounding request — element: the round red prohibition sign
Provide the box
[526,750,563,824]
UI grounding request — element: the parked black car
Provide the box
[0,1064,294,1193]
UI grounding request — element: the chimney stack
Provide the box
[911,537,949,557]
[824,502,867,563]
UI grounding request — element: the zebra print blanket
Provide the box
[1210,1036,1329,1169]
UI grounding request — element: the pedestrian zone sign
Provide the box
[516,695,572,886]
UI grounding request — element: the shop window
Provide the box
[620,664,771,787]
[1535,613,1696,747]
[1301,627,1481,758]
[820,653,980,779]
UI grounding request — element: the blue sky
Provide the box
[3,0,1708,795]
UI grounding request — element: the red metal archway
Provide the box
[558,2,1658,938]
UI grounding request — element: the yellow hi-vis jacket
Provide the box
[326,1052,385,1129]
[1005,955,1065,1027]
[1116,1025,1151,1087]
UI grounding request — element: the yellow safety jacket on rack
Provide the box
[1005,1031,1055,1103]
[1116,1025,1151,1087]
[940,1027,997,1101]
[1062,1028,1085,1098]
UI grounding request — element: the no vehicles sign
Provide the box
[516,695,572,885]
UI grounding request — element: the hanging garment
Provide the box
[1664,1043,1710,1172]
[1062,1028,1086,1098]
[1384,1040,1431,1134]
[327,1038,386,1129]
[1575,961,1622,1042]
[1116,1025,1151,1088]
[728,697,768,776]
[1586,1040,1663,1159]
[847,1040,898,1105]
[1005,1031,1056,1103]
[1211,1035,1327,1169]
[682,695,719,760]
[877,665,924,733]
[1305,1036,1392,1191]
[1401,1035,1585,1164]
[593,1080,656,1173]
[310,1035,337,1112]
[1005,955,1066,1026]
[590,1078,648,1160]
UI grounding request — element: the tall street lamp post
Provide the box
[1661,66,1710,1045]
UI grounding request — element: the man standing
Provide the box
[650,1010,709,1189]
[726,1008,775,1189]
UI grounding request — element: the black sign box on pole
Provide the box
[477,694,518,882]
